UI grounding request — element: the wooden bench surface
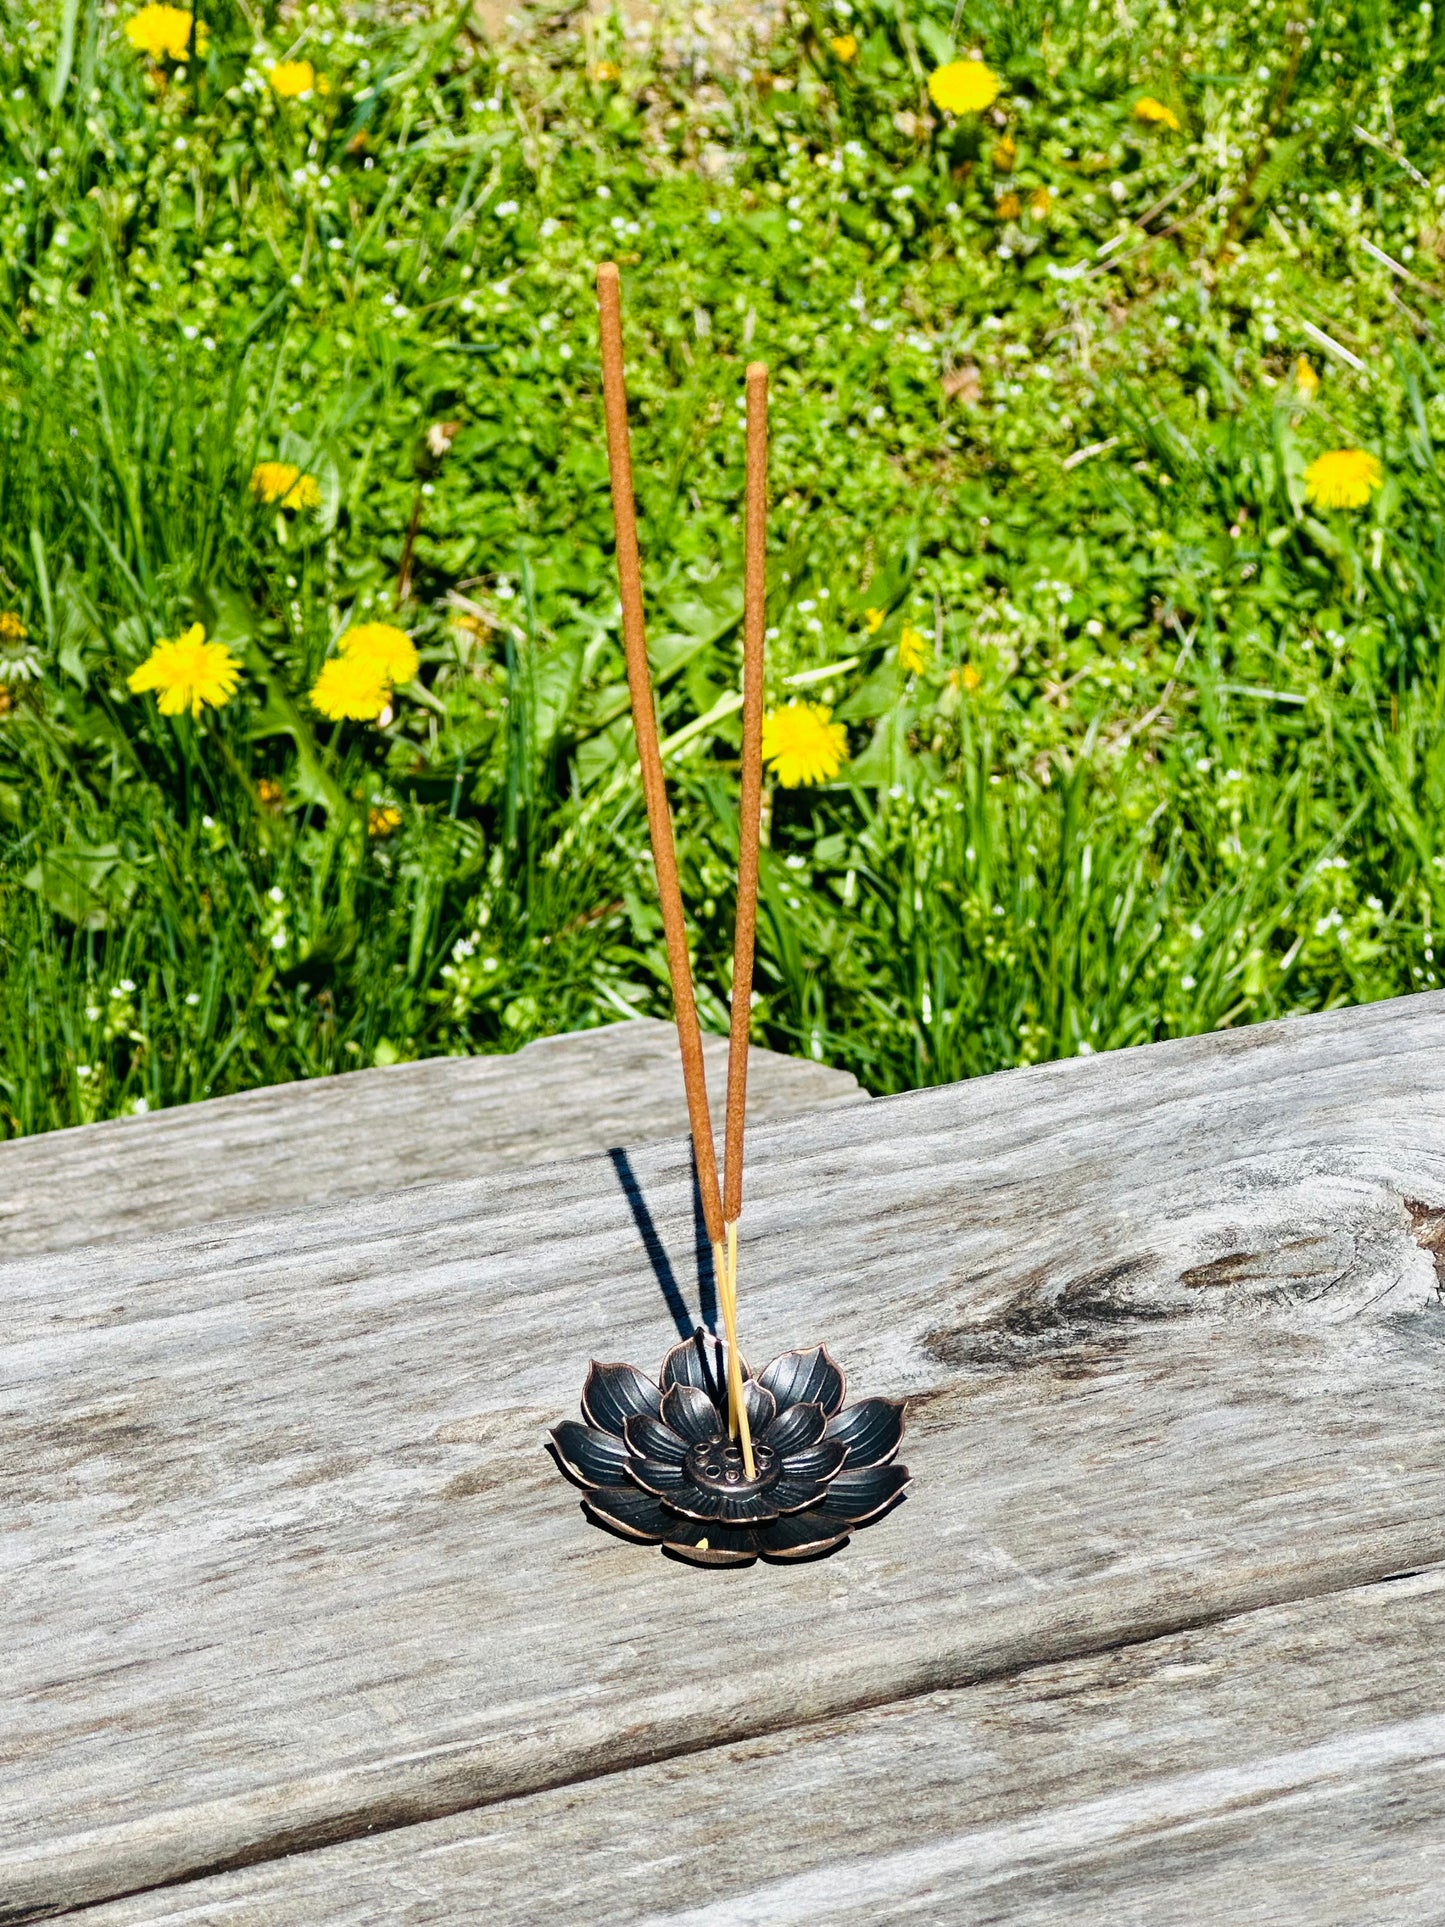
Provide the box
[66,1568,1445,1925]
[5,995,1445,1919]
[0,1017,864,1257]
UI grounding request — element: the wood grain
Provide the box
[61,1565,1445,1925]
[0,1018,863,1260]
[6,993,1445,1917]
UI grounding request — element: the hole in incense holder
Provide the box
[686,1436,780,1497]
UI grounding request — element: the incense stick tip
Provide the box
[598,259,620,287]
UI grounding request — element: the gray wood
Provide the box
[0,1018,863,1258]
[61,1564,1445,1925]
[7,993,1445,1917]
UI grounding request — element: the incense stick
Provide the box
[719,362,768,1471]
[595,261,754,1475]
[723,362,768,1230]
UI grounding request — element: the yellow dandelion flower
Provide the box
[268,59,317,99]
[1303,448,1384,511]
[250,463,299,503]
[368,805,402,838]
[310,655,392,723]
[124,5,206,60]
[961,664,981,691]
[996,191,1022,220]
[863,607,886,634]
[0,611,27,641]
[250,462,321,510]
[592,59,620,82]
[256,777,284,811]
[1293,356,1319,401]
[1133,96,1181,131]
[128,624,240,717]
[991,133,1016,172]
[338,622,419,685]
[761,701,848,787]
[927,59,1001,116]
[829,33,858,61]
[898,625,928,674]
[1029,187,1052,217]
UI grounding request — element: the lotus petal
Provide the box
[758,1344,845,1418]
[755,1509,851,1561]
[582,1483,671,1542]
[741,1378,778,1436]
[581,1361,663,1438]
[776,1438,847,1484]
[660,1331,737,1404]
[550,1421,629,1490]
[658,1516,759,1567]
[768,1472,838,1514]
[626,1455,690,1499]
[623,1413,690,1465]
[817,1461,910,1525]
[758,1400,826,1456]
[661,1382,727,1446]
[825,1397,905,1468]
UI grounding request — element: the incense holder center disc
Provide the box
[685,1436,780,1498]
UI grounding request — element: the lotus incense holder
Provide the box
[551,1329,909,1566]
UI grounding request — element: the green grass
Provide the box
[3,0,1445,1133]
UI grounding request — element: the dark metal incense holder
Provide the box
[551,1331,909,1566]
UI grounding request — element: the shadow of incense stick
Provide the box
[607,1146,717,1342]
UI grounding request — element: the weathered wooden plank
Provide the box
[6,994,1445,1917]
[0,1018,863,1258]
[61,1565,1445,1925]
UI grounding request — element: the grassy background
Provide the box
[2,0,1445,1134]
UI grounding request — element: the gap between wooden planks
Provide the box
[5,995,1445,1917]
[55,1563,1445,1925]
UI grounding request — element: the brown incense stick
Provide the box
[720,364,768,1415]
[723,362,768,1231]
[596,262,754,1474]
